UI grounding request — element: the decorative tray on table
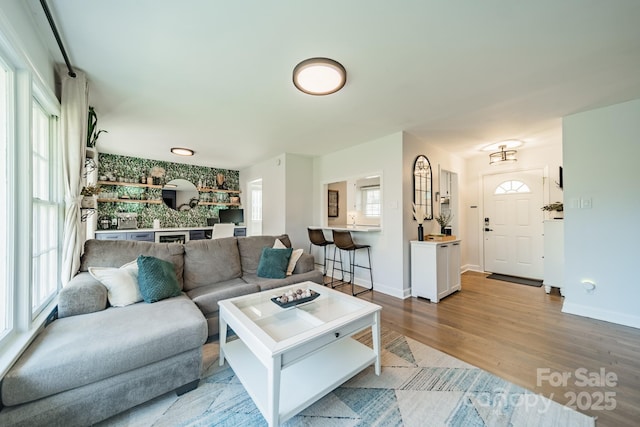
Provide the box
[271,288,320,308]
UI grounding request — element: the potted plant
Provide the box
[542,202,564,219]
[435,211,453,235]
[80,185,101,208]
[150,166,165,185]
[87,106,108,148]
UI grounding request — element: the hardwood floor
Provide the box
[330,271,640,427]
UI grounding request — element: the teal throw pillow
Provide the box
[257,247,293,279]
[137,255,181,303]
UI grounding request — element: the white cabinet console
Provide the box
[410,239,461,302]
[543,220,563,295]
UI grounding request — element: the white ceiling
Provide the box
[27,0,640,169]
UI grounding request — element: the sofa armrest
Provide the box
[58,272,108,318]
[293,253,315,274]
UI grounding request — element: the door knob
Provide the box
[484,227,493,232]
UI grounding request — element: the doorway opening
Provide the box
[248,179,262,236]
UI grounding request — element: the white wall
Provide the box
[562,98,640,328]
[402,133,467,283]
[239,153,314,249]
[463,143,563,272]
[313,132,405,298]
[283,153,314,250]
[0,1,57,95]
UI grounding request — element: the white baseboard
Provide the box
[322,270,407,299]
[562,302,640,329]
[462,264,482,273]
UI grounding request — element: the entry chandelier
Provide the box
[489,145,517,165]
[293,57,346,95]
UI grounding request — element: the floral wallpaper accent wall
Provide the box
[96,153,240,229]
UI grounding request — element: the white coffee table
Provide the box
[218,281,381,427]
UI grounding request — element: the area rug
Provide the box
[99,328,594,427]
[486,273,543,287]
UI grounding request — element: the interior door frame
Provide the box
[477,166,550,273]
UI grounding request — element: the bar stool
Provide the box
[331,230,373,296]
[307,228,333,277]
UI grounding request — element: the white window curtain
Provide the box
[60,71,88,285]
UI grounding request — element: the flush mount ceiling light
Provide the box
[170,147,194,156]
[489,145,518,165]
[293,57,346,95]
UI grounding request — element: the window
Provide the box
[31,100,61,317]
[362,187,381,217]
[0,60,8,336]
[494,180,531,195]
[0,20,62,377]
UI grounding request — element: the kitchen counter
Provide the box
[308,225,382,232]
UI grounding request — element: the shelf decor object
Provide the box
[412,203,427,241]
[271,288,320,308]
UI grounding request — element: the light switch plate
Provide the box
[581,198,592,209]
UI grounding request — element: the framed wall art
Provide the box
[328,189,339,217]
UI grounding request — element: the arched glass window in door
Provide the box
[494,180,531,194]
[413,155,432,219]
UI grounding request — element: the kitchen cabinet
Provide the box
[410,239,461,302]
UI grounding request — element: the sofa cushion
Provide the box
[237,234,291,274]
[257,247,293,279]
[88,260,142,307]
[183,237,242,291]
[186,279,259,315]
[137,255,182,303]
[1,295,206,407]
[79,240,186,289]
[58,272,109,318]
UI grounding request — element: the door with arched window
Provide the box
[483,169,544,279]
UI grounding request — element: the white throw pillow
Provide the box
[89,260,143,307]
[273,239,304,276]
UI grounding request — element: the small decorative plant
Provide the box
[80,185,101,197]
[542,202,563,212]
[87,106,108,148]
[435,211,453,233]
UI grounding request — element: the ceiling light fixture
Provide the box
[489,145,517,165]
[170,147,194,156]
[293,57,346,96]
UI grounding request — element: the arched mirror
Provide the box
[413,155,432,220]
[162,179,199,211]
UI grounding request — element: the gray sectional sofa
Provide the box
[0,234,322,426]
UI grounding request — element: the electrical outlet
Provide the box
[581,198,592,209]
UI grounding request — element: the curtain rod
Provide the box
[39,0,76,78]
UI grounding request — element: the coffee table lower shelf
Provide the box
[223,337,376,424]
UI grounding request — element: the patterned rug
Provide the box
[99,328,595,426]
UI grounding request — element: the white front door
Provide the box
[483,169,544,279]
